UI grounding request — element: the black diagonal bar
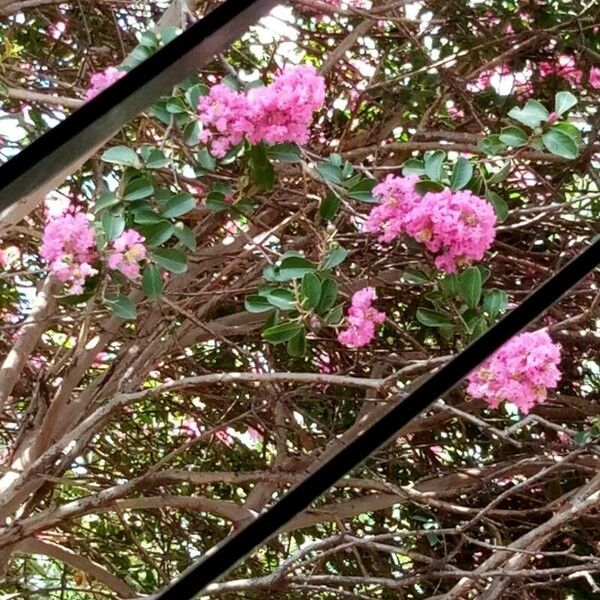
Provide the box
[0,0,278,216]
[154,237,599,600]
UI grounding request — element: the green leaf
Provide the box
[205,192,229,213]
[488,161,511,185]
[478,134,507,156]
[483,288,508,318]
[133,210,165,224]
[403,267,429,285]
[142,264,164,299]
[329,153,343,167]
[262,321,304,344]
[140,221,174,246]
[424,150,446,182]
[450,158,473,190]
[128,45,152,65]
[163,192,196,218]
[144,148,169,169]
[508,100,549,128]
[469,316,488,340]
[542,127,579,159]
[554,91,577,115]
[186,83,209,108]
[346,178,377,202]
[183,121,200,146]
[416,308,453,327]
[552,122,581,145]
[316,162,343,184]
[574,431,590,445]
[245,295,274,313]
[160,25,181,45]
[320,194,341,221]
[323,245,348,270]
[324,304,344,324]
[287,327,307,357]
[197,147,216,171]
[402,158,426,176]
[138,30,158,48]
[301,272,322,309]
[153,248,188,274]
[163,97,186,115]
[415,180,445,195]
[173,223,196,251]
[499,126,528,147]
[485,190,509,222]
[265,288,296,311]
[459,267,482,309]
[123,177,154,201]
[440,273,460,296]
[317,278,338,313]
[95,192,120,212]
[249,144,275,190]
[278,256,318,280]
[108,295,137,320]
[101,212,125,241]
[477,266,491,285]
[101,146,141,168]
[267,143,302,163]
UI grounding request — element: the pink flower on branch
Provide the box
[107,229,147,279]
[467,329,562,414]
[338,287,386,348]
[589,67,600,89]
[365,177,497,273]
[85,67,126,101]
[402,189,497,273]
[41,208,98,294]
[198,65,325,157]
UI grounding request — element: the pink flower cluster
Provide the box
[41,209,98,294]
[107,229,147,279]
[466,57,599,97]
[539,54,582,86]
[365,176,496,273]
[337,287,386,348]
[85,67,126,101]
[198,65,325,157]
[467,329,562,414]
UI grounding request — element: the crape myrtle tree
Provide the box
[0,0,599,598]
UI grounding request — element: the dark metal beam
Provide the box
[153,239,599,599]
[0,0,278,231]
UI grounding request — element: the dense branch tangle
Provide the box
[0,0,599,599]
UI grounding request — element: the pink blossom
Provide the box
[338,287,386,348]
[180,418,202,438]
[447,105,465,120]
[589,67,600,89]
[467,329,561,415]
[247,65,326,146]
[402,189,497,273]
[246,427,263,445]
[107,229,147,279]
[366,178,496,272]
[198,84,252,158]
[364,175,421,243]
[41,208,98,294]
[0,246,20,268]
[538,54,583,86]
[49,21,66,40]
[198,65,325,157]
[467,69,493,92]
[85,67,126,101]
[215,428,235,446]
